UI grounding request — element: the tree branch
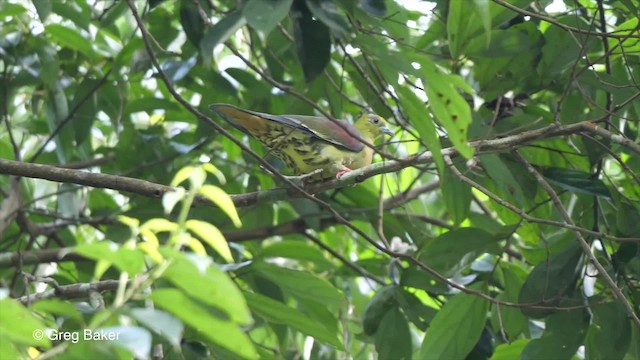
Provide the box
[0,248,89,268]
[1,120,637,212]
[17,278,135,305]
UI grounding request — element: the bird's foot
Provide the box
[335,167,353,179]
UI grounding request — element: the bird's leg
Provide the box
[335,166,353,179]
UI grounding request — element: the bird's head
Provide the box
[354,114,393,140]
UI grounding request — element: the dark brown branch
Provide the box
[0,158,176,201]
[0,248,90,268]
[17,278,133,305]
[1,120,638,212]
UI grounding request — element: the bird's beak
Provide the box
[381,126,393,136]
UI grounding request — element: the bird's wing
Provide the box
[209,104,364,152]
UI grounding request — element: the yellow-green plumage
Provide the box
[209,104,392,178]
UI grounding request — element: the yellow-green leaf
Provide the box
[199,185,241,227]
[140,218,179,233]
[202,163,226,184]
[186,220,233,262]
[171,166,194,187]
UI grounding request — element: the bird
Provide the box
[209,104,393,179]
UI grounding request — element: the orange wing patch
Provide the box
[212,105,267,135]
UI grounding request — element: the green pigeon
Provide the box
[210,104,392,179]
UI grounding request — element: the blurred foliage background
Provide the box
[0,0,639,359]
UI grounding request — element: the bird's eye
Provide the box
[373,118,380,124]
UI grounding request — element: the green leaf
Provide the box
[0,298,51,348]
[253,262,344,308]
[471,0,491,42]
[0,339,19,360]
[447,0,491,58]
[363,286,398,335]
[419,283,489,360]
[257,241,335,270]
[543,167,612,199]
[290,197,322,230]
[490,339,529,360]
[617,201,640,236]
[32,0,52,21]
[180,0,207,46]
[359,0,386,16]
[449,0,532,55]
[421,67,474,158]
[536,17,598,79]
[161,251,252,325]
[46,87,72,163]
[150,0,169,9]
[518,242,583,318]
[420,228,500,275]
[124,97,181,114]
[447,0,471,58]
[129,308,184,347]
[74,242,145,275]
[32,299,82,321]
[585,302,631,359]
[629,322,640,359]
[45,24,95,59]
[152,288,258,359]
[244,292,344,349]
[296,297,339,336]
[292,0,331,81]
[305,0,349,36]
[480,154,527,205]
[466,28,535,58]
[185,219,233,262]
[396,86,444,175]
[396,290,436,331]
[441,165,472,226]
[35,42,59,89]
[609,17,640,56]
[374,307,412,360]
[70,78,100,146]
[200,11,247,64]
[52,1,90,30]
[491,264,528,340]
[0,3,27,17]
[521,308,589,360]
[243,0,293,34]
[224,68,272,95]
